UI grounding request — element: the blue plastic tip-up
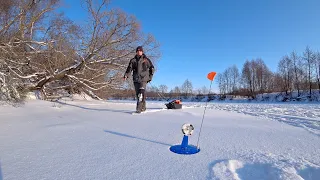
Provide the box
[169,135,200,155]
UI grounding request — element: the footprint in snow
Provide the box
[207,159,320,180]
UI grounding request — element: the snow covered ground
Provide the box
[0,99,319,180]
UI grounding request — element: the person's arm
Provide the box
[148,59,155,82]
[124,59,133,79]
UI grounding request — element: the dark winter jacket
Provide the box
[124,54,155,83]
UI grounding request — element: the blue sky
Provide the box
[60,0,320,92]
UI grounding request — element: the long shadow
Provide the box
[55,101,164,114]
[55,100,131,113]
[104,129,173,147]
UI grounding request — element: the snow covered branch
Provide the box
[8,66,45,79]
[0,0,160,102]
[67,75,110,91]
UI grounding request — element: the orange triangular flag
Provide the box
[207,72,217,81]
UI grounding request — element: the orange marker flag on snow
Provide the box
[207,72,217,81]
[197,71,217,150]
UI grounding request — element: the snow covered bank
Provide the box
[112,89,320,104]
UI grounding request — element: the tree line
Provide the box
[118,46,320,101]
[114,79,211,100]
[217,46,320,99]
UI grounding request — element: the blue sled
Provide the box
[169,135,200,155]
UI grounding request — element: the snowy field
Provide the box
[0,99,319,180]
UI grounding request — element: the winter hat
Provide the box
[136,46,143,52]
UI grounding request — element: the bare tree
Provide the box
[315,51,320,94]
[168,86,181,99]
[173,86,180,94]
[273,72,285,92]
[217,65,240,95]
[230,65,240,94]
[255,59,271,94]
[277,55,293,95]
[302,46,316,97]
[241,60,255,98]
[223,68,231,93]
[195,88,202,95]
[0,0,62,102]
[239,59,273,97]
[0,0,161,102]
[217,73,226,95]
[158,84,168,94]
[181,79,193,97]
[147,85,159,93]
[264,70,274,93]
[201,85,209,94]
[290,51,303,96]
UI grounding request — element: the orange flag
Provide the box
[207,72,217,81]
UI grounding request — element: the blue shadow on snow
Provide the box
[298,166,320,180]
[207,160,279,180]
[55,100,162,114]
[104,130,173,147]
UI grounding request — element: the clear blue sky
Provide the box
[60,0,320,92]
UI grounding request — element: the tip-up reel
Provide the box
[169,123,200,155]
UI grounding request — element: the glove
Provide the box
[148,75,153,83]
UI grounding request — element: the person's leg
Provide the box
[136,82,147,113]
[140,82,147,111]
[134,82,140,112]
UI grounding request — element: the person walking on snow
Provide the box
[123,46,155,113]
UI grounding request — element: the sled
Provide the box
[165,99,182,109]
